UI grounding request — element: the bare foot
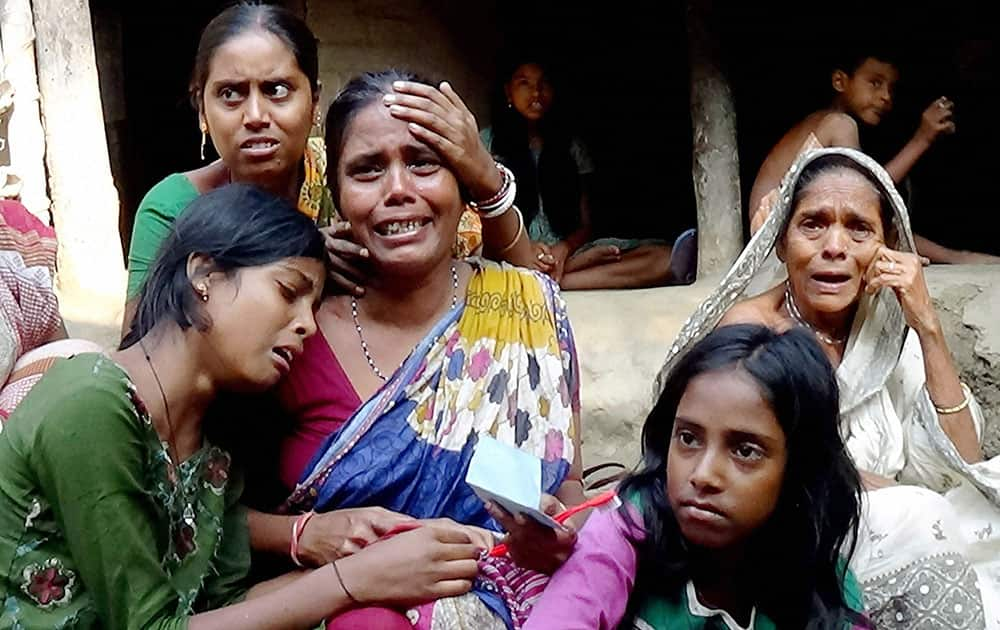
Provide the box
[565,245,621,273]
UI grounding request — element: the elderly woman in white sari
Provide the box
[656,147,1000,629]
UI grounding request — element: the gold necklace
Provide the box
[783,283,846,346]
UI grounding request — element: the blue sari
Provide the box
[284,261,580,628]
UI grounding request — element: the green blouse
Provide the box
[0,353,250,628]
[126,173,199,299]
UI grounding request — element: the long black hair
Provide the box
[618,324,865,629]
[488,58,583,238]
[121,184,325,349]
[189,2,319,111]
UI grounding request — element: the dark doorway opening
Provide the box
[491,1,698,244]
[717,0,996,252]
[91,0,231,259]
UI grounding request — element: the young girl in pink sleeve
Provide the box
[526,325,869,629]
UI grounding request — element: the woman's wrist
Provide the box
[333,553,370,605]
[469,162,516,218]
[290,511,317,567]
[913,312,944,341]
[467,157,504,201]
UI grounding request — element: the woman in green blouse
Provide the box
[0,184,479,629]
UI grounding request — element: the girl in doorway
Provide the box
[483,59,697,290]
[525,324,867,629]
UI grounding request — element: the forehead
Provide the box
[854,57,899,82]
[796,169,882,215]
[511,63,546,82]
[339,102,432,159]
[677,369,784,439]
[268,257,325,286]
[207,29,302,80]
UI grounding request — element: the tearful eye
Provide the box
[850,225,874,240]
[800,219,824,234]
[410,159,439,175]
[350,164,383,180]
[278,283,296,302]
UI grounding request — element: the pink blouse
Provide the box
[277,330,362,490]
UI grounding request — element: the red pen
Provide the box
[488,490,620,558]
[378,521,423,540]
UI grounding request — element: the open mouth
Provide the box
[374,218,430,237]
[812,272,851,285]
[271,347,295,374]
[241,137,279,152]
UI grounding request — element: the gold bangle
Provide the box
[496,206,524,255]
[933,382,972,415]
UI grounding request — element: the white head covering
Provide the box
[653,147,916,409]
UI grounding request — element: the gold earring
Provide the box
[200,125,208,161]
[196,284,209,302]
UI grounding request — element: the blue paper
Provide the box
[465,434,558,528]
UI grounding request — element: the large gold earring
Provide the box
[200,125,208,161]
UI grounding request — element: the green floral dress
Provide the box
[0,353,250,628]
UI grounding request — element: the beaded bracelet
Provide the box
[290,510,316,568]
[496,206,524,255]
[932,382,972,415]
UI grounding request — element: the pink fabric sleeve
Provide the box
[524,506,642,630]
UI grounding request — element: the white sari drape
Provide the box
[656,148,1000,629]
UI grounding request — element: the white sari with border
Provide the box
[655,148,1000,629]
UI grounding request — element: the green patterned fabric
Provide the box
[0,353,249,628]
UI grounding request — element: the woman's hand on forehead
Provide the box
[382,80,502,202]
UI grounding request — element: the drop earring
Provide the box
[200,124,208,161]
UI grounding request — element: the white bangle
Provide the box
[470,163,516,218]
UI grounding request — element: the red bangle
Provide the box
[290,510,316,568]
[469,162,511,210]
